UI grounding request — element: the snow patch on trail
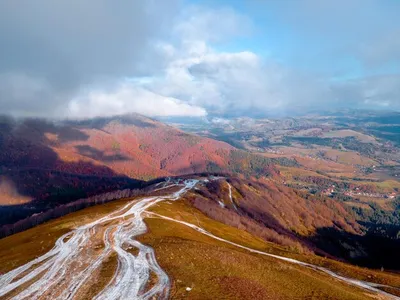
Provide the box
[148,212,400,300]
[0,179,198,300]
[1,176,399,300]
[227,182,238,212]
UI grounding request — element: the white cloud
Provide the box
[1,1,399,119]
[331,75,400,109]
[67,83,207,119]
[0,0,180,117]
[0,72,59,117]
[141,2,400,115]
[146,37,333,116]
[173,5,252,43]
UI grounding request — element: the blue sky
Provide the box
[0,0,399,118]
[212,0,400,75]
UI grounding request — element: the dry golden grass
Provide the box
[279,166,328,180]
[321,149,377,167]
[1,193,399,299]
[141,224,370,299]
[142,198,400,299]
[138,201,383,299]
[321,130,377,143]
[0,197,133,274]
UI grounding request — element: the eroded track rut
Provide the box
[0,178,399,300]
[0,179,198,300]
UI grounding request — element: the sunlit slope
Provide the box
[1,177,399,299]
[0,114,285,227]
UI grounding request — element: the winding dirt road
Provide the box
[149,212,400,300]
[0,177,399,299]
[0,179,197,300]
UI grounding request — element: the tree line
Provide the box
[0,187,151,238]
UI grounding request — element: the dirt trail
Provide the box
[0,179,198,300]
[149,212,400,300]
[227,182,238,211]
[0,177,399,299]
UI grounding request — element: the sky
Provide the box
[0,0,400,119]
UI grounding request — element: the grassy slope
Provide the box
[1,193,399,299]
[280,165,400,193]
[146,199,400,287]
[0,197,130,273]
[140,218,368,300]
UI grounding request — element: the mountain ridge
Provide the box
[0,113,287,225]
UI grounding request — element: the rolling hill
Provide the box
[2,113,400,299]
[0,114,290,226]
[1,176,399,299]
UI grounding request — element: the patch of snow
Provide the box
[227,182,238,212]
[0,178,201,300]
[150,212,400,300]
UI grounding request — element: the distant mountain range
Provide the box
[0,113,291,225]
[1,112,400,299]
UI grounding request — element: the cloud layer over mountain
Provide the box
[1,0,399,118]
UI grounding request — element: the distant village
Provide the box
[322,185,397,199]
